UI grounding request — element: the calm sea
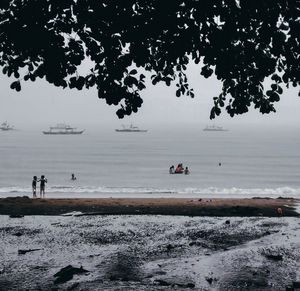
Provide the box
[0,125,300,198]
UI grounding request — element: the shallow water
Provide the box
[1,215,300,290]
[0,126,300,198]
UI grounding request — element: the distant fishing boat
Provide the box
[203,125,228,132]
[115,124,148,132]
[43,123,84,135]
[0,121,14,131]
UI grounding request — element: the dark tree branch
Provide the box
[0,0,299,118]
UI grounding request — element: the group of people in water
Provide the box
[31,165,192,198]
[32,173,77,198]
[169,163,190,175]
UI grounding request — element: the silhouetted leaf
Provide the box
[129,69,137,75]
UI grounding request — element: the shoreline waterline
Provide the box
[1,187,300,199]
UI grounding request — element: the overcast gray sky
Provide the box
[0,63,299,129]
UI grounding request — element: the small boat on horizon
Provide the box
[0,121,14,131]
[203,125,228,132]
[115,124,148,132]
[43,123,84,135]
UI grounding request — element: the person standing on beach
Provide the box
[39,175,47,198]
[32,176,37,198]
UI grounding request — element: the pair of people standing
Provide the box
[32,175,47,198]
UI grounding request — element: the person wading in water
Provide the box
[32,176,37,198]
[39,175,47,198]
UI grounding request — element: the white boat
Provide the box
[115,124,148,132]
[203,125,228,132]
[43,123,84,135]
[0,121,14,131]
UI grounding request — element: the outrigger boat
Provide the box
[115,124,148,132]
[43,123,84,135]
[203,125,228,131]
[0,121,14,131]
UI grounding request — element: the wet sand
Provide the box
[1,214,300,290]
[0,196,298,216]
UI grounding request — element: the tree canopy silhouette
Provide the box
[0,0,299,118]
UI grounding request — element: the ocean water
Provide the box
[0,125,300,198]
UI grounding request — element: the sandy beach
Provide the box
[1,197,300,290]
[0,196,299,217]
[1,211,300,290]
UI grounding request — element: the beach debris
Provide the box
[146,274,154,278]
[18,249,42,255]
[176,282,195,288]
[54,265,89,284]
[61,211,83,217]
[205,277,213,284]
[9,214,24,218]
[166,244,175,251]
[154,279,172,286]
[108,275,119,281]
[14,232,23,237]
[293,282,300,288]
[264,254,283,261]
[205,276,218,285]
[155,270,167,275]
[277,208,283,215]
[225,220,230,225]
[33,266,47,271]
[153,279,195,288]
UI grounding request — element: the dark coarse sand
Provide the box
[0,196,298,217]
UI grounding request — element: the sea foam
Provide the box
[0,185,299,198]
